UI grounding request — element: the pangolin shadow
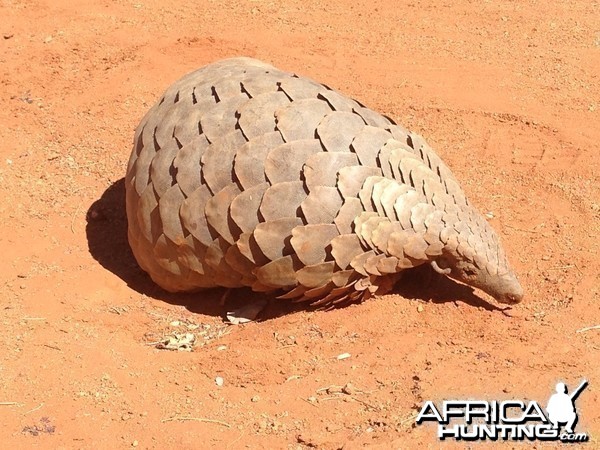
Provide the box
[85,178,295,318]
[85,178,503,320]
[394,265,504,312]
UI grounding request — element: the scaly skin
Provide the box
[125,57,523,307]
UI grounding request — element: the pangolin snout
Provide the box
[485,272,524,305]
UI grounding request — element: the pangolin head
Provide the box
[432,208,523,305]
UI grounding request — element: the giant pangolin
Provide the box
[125,57,523,307]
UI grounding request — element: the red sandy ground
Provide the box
[1,0,599,448]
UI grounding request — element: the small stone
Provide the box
[336,353,351,360]
[215,376,224,387]
[417,304,424,313]
[217,345,227,351]
[251,395,260,402]
[342,383,356,395]
[169,320,180,327]
[44,36,53,43]
[121,413,131,421]
[132,440,139,447]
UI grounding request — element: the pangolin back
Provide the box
[125,57,523,307]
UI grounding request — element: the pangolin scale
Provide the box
[125,57,523,307]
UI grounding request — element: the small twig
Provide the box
[318,394,376,409]
[547,265,575,271]
[504,224,541,234]
[279,343,297,349]
[43,344,61,351]
[400,412,419,425]
[23,317,47,321]
[347,396,378,410]
[300,397,319,408]
[71,203,81,234]
[0,402,21,406]
[108,306,128,315]
[319,396,344,402]
[24,403,44,414]
[576,325,600,333]
[226,431,244,449]
[161,416,231,428]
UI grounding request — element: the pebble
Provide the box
[342,383,356,395]
[215,376,224,387]
[336,353,351,360]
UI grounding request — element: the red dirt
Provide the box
[1,0,599,448]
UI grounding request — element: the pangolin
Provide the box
[125,57,523,307]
